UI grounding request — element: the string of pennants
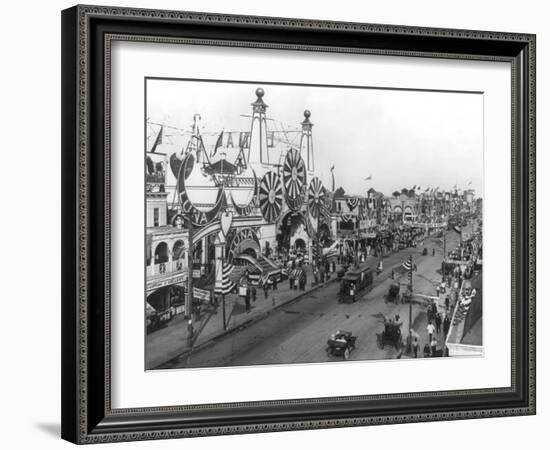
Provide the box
[342,197,388,220]
[341,214,357,223]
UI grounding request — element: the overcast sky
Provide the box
[146,79,483,197]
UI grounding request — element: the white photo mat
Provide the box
[111,41,511,409]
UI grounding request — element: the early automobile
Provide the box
[377,318,403,350]
[422,247,428,256]
[326,330,357,360]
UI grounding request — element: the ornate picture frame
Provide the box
[61,5,535,444]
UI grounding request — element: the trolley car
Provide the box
[339,266,373,303]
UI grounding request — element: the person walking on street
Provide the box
[263,282,269,300]
[289,275,294,290]
[427,321,435,343]
[273,277,278,291]
[435,312,442,334]
[245,288,251,313]
[430,336,438,356]
[423,343,431,358]
[431,300,437,318]
[432,248,436,256]
[251,286,257,303]
[427,306,434,324]
[187,319,194,347]
[443,314,451,337]
[413,338,420,358]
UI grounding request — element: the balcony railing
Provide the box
[146,173,165,183]
[147,259,187,277]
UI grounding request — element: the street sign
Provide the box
[193,287,211,301]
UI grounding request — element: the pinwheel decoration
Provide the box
[282,148,307,210]
[308,177,327,218]
[259,171,283,222]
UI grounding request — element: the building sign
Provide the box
[146,273,187,294]
[192,269,201,279]
[193,287,211,302]
[177,153,225,227]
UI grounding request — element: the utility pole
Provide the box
[355,217,360,268]
[185,217,195,344]
[214,240,227,330]
[442,233,446,284]
[221,244,227,330]
[407,254,413,354]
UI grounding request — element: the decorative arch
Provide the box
[172,240,186,260]
[226,228,261,263]
[154,241,169,264]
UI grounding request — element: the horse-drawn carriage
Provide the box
[326,330,357,360]
[386,283,401,303]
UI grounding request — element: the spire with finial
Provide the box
[247,87,270,165]
[299,109,314,173]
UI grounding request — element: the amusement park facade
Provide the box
[145,87,480,323]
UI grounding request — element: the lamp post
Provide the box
[406,254,414,354]
[215,241,227,330]
[175,214,195,347]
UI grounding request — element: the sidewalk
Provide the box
[146,263,350,369]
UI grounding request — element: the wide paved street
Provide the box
[161,230,462,369]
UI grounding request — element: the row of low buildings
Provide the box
[145,86,481,325]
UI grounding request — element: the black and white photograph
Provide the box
[145,79,484,370]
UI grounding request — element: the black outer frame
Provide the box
[61,4,536,444]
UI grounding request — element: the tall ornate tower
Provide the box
[188,113,206,164]
[247,87,270,166]
[300,110,314,174]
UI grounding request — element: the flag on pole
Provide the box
[150,126,163,153]
[212,131,224,157]
[402,254,413,287]
[214,261,235,295]
[364,175,372,181]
